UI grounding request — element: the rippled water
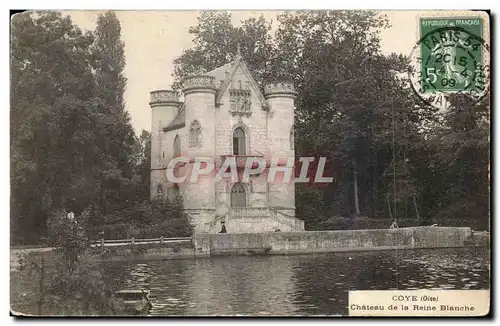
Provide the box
[99,247,490,316]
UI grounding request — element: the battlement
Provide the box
[182,75,217,94]
[264,82,297,99]
[149,90,180,107]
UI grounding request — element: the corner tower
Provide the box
[265,82,297,216]
[181,75,218,230]
[149,90,180,199]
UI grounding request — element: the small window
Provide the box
[162,151,165,159]
[174,135,181,157]
[233,127,246,156]
[290,126,294,150]
[189,120,202,148]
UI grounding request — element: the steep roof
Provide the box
[163,104,185,132]
[162,56,267,133]
[207,55,268,109]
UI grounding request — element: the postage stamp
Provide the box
[409,13,490,110]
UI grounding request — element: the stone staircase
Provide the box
[228,207,304,233]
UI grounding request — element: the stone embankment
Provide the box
[10,227,487,266]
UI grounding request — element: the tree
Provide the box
[91,11,138,217]
[172,11,276,89]
[16,209,125,315]
[428,95,490,227]
[273,11,429,221]
[135,130,151,200]
[10,11,145,244]
[11,12,98,243]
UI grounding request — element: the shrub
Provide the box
[89,197,193,240]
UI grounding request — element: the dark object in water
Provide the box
[115,289,153,315]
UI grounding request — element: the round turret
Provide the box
[149,89,181,200]
[149,90,180,107]
[182,75,217,95]
[264,82,297,99]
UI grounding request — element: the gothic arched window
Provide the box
[173,135,181,157]
[189,120,202,148]
[233,127,246,156]
[231,182,246,207]
[290,126,294,150]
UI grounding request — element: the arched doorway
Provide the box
[231,182,246,207]
[233,127,246,155]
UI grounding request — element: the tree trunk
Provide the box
[413,196,421,221]
[353,161,361,216]
[387,194,393,219]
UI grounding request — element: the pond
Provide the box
[98,247,490,316]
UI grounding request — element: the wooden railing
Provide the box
[90,237,191,248]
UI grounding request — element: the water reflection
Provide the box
[99,247,489,316]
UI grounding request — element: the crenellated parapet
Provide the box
[264,82,297,99]
[149,90,180,107]
[182,75,217,95]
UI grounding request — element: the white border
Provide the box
[3,2,497,326]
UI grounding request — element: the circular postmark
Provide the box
[409,26,490,110]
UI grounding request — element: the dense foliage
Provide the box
[11,11,190,245]
[173,11,490,230]
[16,210,126,315]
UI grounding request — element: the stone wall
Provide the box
[193,227,474,256]
[11,227,484,268]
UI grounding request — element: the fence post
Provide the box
[131,237,135,245]
[99,231,105,255]
[160,236,164,244]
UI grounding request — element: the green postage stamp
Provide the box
[409,12,490,109]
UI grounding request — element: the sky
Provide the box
[66,10,421,135]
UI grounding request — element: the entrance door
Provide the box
[230,182,246,207]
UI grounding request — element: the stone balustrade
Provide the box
[264,82,297,99]
[220,155,265,169]
[231,207,270,218]
[182,75,217,94]
[229,207,304,231]
[149,90,180,106]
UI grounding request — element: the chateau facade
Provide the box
[149,54,304,233]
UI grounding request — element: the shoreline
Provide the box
[10,227,489,267]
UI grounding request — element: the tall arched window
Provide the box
[231,182,246,207]
[289,126,294,150]
[189,120,202,148]
[233,127,246,156]
[173,135,181,157]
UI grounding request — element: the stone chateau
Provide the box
[149,54,305,233]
